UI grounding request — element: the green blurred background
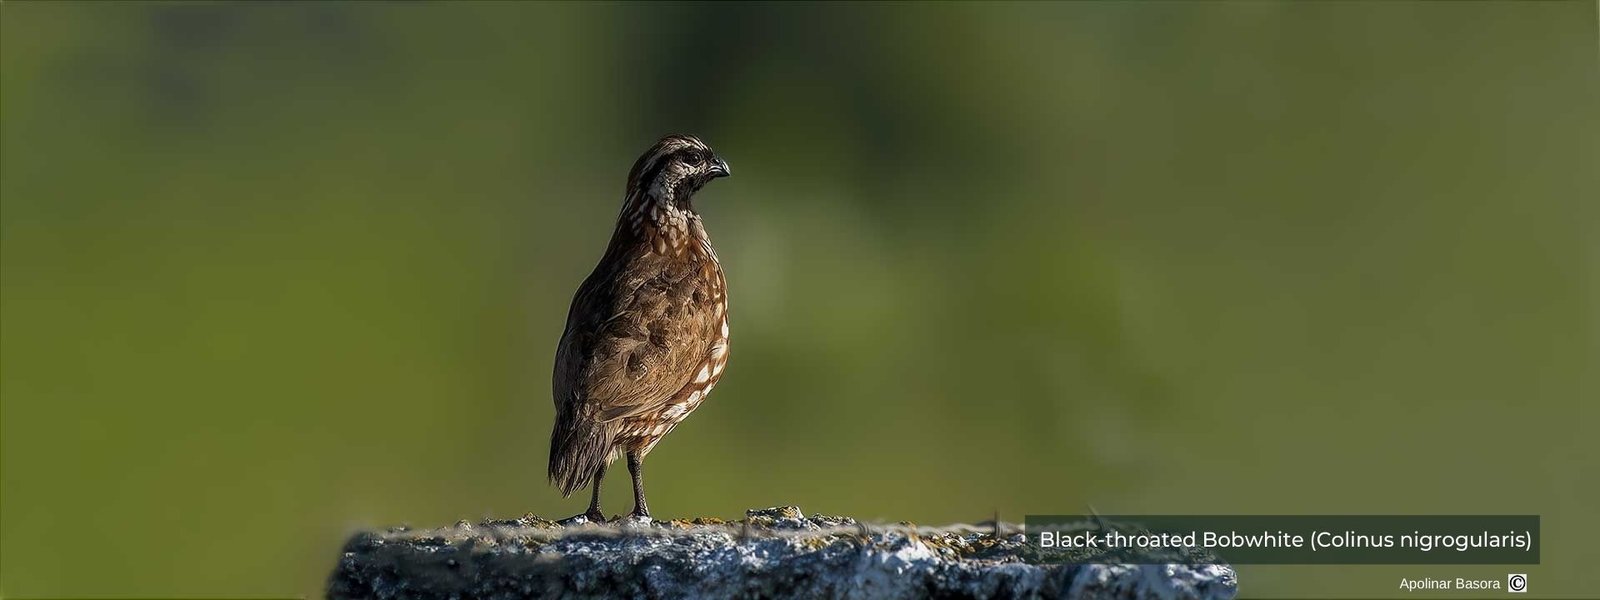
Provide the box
[2,1,1594,597]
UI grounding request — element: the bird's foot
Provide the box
[619,509,655,527]
[557,509,607,526]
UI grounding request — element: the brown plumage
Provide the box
[549,135,731,522]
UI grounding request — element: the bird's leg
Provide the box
[626,450,650,520]
[558,462,608,525]
[584,462,608,520]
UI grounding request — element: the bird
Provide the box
[548,134,732,524]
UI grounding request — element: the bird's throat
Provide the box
[621,189,703,256]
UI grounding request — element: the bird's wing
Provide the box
[555,251,718,423]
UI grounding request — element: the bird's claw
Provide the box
[558,510,607,526]
[619,512,655,528]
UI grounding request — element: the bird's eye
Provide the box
[683,154,704,167]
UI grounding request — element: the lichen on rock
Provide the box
[327,506,1237,599]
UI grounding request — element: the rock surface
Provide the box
[327,506,1237,599]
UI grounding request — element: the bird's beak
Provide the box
[708,157,731,178]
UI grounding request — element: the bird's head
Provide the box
[625,134,730,208]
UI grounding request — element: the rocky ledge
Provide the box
[327,506,1237,599]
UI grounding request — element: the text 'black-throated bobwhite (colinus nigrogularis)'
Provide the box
[549,135,731,523]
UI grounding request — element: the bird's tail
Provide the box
[548,410,617,497]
